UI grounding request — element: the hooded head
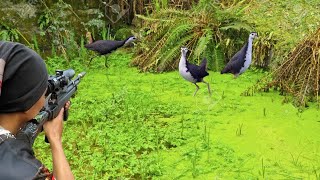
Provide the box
[0,41,48,113]
[249,32,258,39]
[124,36,137,45]
[180,47,189,56]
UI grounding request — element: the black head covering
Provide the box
[0,41,48,113]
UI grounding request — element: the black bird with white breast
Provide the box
[221,32,258,78]
[179,47,211,96]
[85,32,136,66]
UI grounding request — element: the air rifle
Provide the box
[22,69,86,144]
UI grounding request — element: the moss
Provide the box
[114,27,133,40]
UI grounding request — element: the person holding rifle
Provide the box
[0,41,74,180]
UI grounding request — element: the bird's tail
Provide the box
[200,58,207,70]
[199,58,209,76]
[220,67,230,74]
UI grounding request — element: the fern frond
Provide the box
[135,14,173,22]
[160,23,195,54]
[213,44,225,71]
[158,34,195,71]
[153,8,191,18]
[132,1,252,72]
[193,28,213,61]
[220,21,252,32]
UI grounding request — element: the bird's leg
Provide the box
[233,74,239,79]
[104,55,109,68]
[88,55,99,66]
[193,83,200,96]
[202,80,211,96]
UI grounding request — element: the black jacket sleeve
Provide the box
[0,132,53,180]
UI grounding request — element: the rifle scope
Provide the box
[46,69,75,95]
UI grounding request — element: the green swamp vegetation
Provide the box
[1,0,320,179]
[36,52,320,179]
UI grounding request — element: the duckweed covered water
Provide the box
[34,52,320,179]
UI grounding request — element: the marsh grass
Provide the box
[290,152,302,167]
[313,165,320,180]
[260,158,266,178]
[236,123,243,136]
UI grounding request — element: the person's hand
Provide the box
[43,101,75,179]
[43,101,71,144]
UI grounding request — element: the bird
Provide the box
[221,32,258,78]
[179,47,211,96]
[85,32,136,66]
